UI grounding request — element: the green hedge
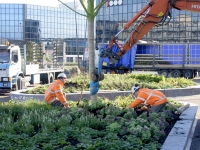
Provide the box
[25,74,196,94]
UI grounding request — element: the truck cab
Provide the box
[0,39,66,91]
[0,43,23,90]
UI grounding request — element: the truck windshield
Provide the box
[0,50,10,63]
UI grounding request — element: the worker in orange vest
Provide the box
[44,73,69,108]
[129,84,167,112]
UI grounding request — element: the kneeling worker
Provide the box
[44,73,69,108]
[129,84,167,112]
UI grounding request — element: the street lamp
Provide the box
[74,0,79,67]
[18,23,22,40]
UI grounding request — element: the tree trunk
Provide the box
[88,20,97,100]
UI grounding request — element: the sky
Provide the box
[1,0,75,7]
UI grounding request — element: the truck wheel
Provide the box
[158,70,169,77]
[183,70,193,79]
[171,69,181,78]
[49,73,54,84]
[16,76,22,90]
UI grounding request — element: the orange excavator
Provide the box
[100,0,200,63]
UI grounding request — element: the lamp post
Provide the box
[74,0,79,67]
[19,23,22,40]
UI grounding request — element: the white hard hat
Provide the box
[57,73,67,78]
[131,84,140,94]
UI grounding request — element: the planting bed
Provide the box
[22,74,196,94]
[7,74,195,149]
[0,96,183,150]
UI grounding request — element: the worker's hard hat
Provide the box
[131,84,140,94]
[57,73,67,78]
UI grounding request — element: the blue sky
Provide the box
[1,0,74,7]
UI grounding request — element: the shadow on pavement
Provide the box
[190,119,200,150]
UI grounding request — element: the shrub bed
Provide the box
[0,96,183,150]
[9,74,193,149]
[24,74,196,94]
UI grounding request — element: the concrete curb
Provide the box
[161,102,198,150]
[9,85,200,101]
[9,86,199,150]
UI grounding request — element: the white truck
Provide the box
[0,40,65,90]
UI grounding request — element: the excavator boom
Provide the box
[101,0,200,63]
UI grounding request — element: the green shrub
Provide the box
[25,74,197,94]
[0,97,183,149]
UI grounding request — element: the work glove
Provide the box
[61,106,71,114]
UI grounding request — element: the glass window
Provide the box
[96,0,100,4]
[39,10,45,16]
[123,5,127,13]
[19,9,23,14]
[27,9,31,15]
[10,32,14,38]
[34,5,37,9]
[14,9,19,14]
[109,7,113,14]
[14,4,18,8]
[33,9,38,15]
[5,4,9,8]
[18,4,23,9]
[1,14,6,20]
[128,13,133,20]
[54,11,57,17]
[10,4,14,8]
[2,21,5,26]
[10,9,15,14]
[18,15,23,20]
[2,32,6,38]
[6,21,10,26]
[11,50,18,63]
[123,14,127,21]
[37,9,41,16]
[6,14,10,20]
[137,4,142,11]
[118,5,122,13]
[9,26,15,32]
[14,21,19,26]
[1,8,5,13]
[128,0,133,4]
[10,21,15,26]
[0,4,6,8]
[0,50,10,63]
[6,8,9,13]
[99,8,103,15]
[6,26,10,32]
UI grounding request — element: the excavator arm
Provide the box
[100,0,200,63]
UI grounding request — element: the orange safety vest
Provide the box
[129,88,167,110]
[44,79,69,107]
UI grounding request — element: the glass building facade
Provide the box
[96,0,200,44]
[0,3,87,55]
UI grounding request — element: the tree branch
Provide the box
[79,0,89,15]
[58,0,87,17]
[94,0,107,16]
[94,0,107,11]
